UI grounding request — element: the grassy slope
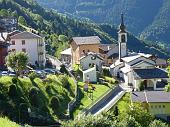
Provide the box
[73,82,115,116]
[0,117,20,127]
[0,75,75,125]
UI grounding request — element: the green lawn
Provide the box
[109,93,131,117]
[73,82,112,116]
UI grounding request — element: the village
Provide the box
[0,14,170,124]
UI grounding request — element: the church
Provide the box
[110,14,169,91]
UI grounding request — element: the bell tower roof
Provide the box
[119,14,126,33]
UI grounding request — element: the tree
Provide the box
[127,103,154,127]
[6,52,29,76]
[149,120,168,127]
[18,16,27,26]
[164,84,170,92]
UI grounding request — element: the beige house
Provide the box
[70,36,101,65]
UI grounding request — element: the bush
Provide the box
[149,120,168,127]
[50,96,60,112]
[139,81,145,91]
[29,87,39,107]
[8,84,17,97]
[60,64,68,74]
[28,72,39,80]
[12,78,18,84]
[102,68,111,77]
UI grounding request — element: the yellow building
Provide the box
[131,91,170,122]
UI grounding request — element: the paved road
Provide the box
[46,54,62,70]
[88,86,125,115]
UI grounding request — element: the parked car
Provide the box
[43,68,55,74]
[1,71,8,76]
[9,71,16,76]
[35,70,46,79]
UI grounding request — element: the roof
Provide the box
[72,36,101,45]
[155,58,167,65]
[99,44,117,52]
[122,53,152,63]
[122,54,142,63]
[60,48,72,55]
[120,66,131,74]
[131,60,155,67]
[10,31,42,39]
[80,52,103,61]
[107,53,119,59]
[110,60,124,68]
[132,91,170,103]
[133,68,168,80]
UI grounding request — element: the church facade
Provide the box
[110,14,169,91]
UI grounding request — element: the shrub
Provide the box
[60,64,68,74]
[149,120,168,127]
[8,84,17,97]
[28,72,39,80]
[49,96,60,112]
[29,87,39,107]
[139,81,145,91]
[102,68,111,77]
[12,78,18,84]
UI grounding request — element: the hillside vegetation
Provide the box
[37,0,170,46]
[0,117,19,127]
[0,0,169,58]
[0,75,75,126]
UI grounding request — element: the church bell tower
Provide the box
[118,14,127,60]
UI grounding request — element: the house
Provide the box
[99,44,118,65]
[83,66,97,83]
[80,52,104,71]
[0,32,10,70]
[8,31,46,67]
[131,91,170,122]
[60,48,72,65]
[70,36,101,65]
[110,14,168,91]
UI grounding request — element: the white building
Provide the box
[80,52,104,71]
[9,31,46,66]
[110,14,168,91]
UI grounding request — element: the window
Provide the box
[150,105,153,108]
[159,105,161,108]
[22,48,26,52]
[163,105,165,108]
[121,34,126,42]
[12,41,15,45]
[22,40,25,45]
[12,49,16,52]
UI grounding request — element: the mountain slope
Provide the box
[0,0,169,58]
[37,0,170,44]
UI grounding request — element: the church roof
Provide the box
[133,68,168,80]
[72,36,101,45]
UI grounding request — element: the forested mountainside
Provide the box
[37,0,170,45]
[0,0,169,58]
